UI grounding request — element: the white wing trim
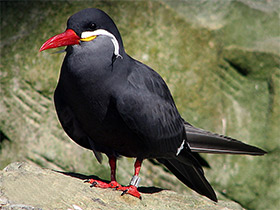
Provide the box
[176,139,185,156]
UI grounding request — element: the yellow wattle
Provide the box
[80,35,97,42]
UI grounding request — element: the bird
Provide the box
[39,8,266,201]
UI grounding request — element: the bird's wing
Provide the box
[54,87,103,163]
[114,63,216,198]
[184,121,266,155]
[115,61,185,156]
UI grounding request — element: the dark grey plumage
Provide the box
[41,8,266,202]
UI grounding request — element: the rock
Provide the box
[0,162,244,210]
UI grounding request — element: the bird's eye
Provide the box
[89,23,96,30]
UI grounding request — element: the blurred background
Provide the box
[0,0,279,209]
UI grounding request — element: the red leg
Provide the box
[85,157,143,199]
[134,158,142,176]
[119,158,143,199]
[85,156,122,189]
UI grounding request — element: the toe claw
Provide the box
[90,181,97,187]
[121,189,128,196]
[120,185,141,199]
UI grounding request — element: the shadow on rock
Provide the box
[53,170,164,194]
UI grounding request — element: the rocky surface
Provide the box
[0,162,244,210]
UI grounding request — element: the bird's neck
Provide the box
[61,44,128,87]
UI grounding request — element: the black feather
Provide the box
[157,149,217,202]
[41,8,266,202]
[184,122,266,155]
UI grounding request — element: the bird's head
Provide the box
[39,8,124,57]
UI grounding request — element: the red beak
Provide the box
[39,29,80,52]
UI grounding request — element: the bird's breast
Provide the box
[56,47,133,151]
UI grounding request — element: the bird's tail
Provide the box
[184,122,267,155]
[156,123,266,201]
[157,122,266,201]
[157,148,217,202]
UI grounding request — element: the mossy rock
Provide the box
[1,1,279,209]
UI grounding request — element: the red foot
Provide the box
[84,179,122,189]
[119,185,142,200]
[85,180,141,199]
